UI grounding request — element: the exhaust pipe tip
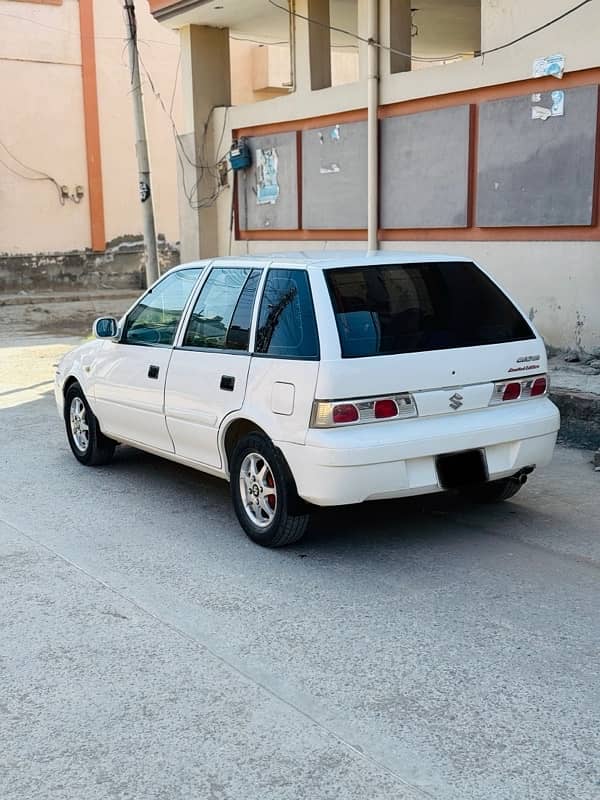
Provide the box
[514,465,535,485]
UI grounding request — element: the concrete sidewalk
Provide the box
[0,290,139,340]
[1,289,141,307]
[548,358,600,451]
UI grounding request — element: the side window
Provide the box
[255,269,319,360]
[122,268,202,347]
[183,268,261,351]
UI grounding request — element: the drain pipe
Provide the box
[288,0,297,92]
[367,0,379,253]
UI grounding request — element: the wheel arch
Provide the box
[62,373,101,424]
[63,375,81,398]
[222,417,269,475]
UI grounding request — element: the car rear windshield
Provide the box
[325,261,535,358]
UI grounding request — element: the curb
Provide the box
[550,387,600,451]
[1,291,140,307]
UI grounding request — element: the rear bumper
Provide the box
[278,398,560,506]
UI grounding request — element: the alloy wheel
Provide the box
[69,396,89,453]
[239,452,277,528]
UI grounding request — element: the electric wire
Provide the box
[267,0,595,62]
[0,139,66,204]
[0,9,179,46]
[3,0,594,61]
[133,40,231,210]
[121,0,229,209]
[8,0,589,211]
[169,50,182,119]
[0,8,288,49]
[266,0,474,61]
[231,35,289,45]
[477,0,593,56]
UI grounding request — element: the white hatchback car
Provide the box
[56,252,560,547]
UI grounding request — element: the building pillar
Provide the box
[389,0,411,74]
[294,0,333,93]
[307,0,332,90]
[178,24,231,262]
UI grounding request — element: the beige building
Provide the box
[149,0,600,352]
[0,0,182,291]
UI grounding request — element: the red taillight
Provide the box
[374,399,398,419]
[312,393,417,427]
[531,376,547,396]
[502,382,521,401]
[332,403,359,424]
[490,374,548,406]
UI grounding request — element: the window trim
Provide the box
[254,267,321,362]
[177,264,265,354]
[173,346,253,357]
[119,266,205,348]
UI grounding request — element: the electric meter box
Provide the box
[229,140,251,171]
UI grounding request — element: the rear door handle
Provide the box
[148,365,160,379]
[220,375,235,392]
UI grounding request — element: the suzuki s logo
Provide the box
[449,392,464,410]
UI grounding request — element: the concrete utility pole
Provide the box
[367,0,380,253]
[123,0,160,287]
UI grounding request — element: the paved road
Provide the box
[1,336,599,800]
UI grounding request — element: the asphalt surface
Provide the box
[1,333,599,800]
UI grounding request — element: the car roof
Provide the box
[174,251,473,272]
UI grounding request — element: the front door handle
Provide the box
[148,365,160,379]
[220,375,235,392]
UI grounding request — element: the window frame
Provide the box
[119,267,205,349]
[177,265,264,355]
[253,267,321,362]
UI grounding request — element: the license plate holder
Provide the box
[436,449,488,490]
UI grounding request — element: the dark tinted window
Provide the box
[183,268,261,351]
[326,262,535,358]
[123,268,202,346]
[255,269,319,359]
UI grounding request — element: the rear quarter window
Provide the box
[326,261,535,358]
[255,269,319,360]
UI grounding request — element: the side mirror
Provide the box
[93,317,119,339]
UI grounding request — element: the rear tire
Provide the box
[230,432,310,547]
[64,383,116,467]
[460,476,524,504]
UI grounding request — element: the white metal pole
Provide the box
[123,0,160,287]
[367,0,380,253]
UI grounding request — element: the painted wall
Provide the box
[0,0,181,260]
[147,0,600,349]
[224,236,600,352]
[229,40,359,106]
[94,0,181,246]
[0,0,90,254]
[215,0,600,350]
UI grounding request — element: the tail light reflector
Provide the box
[311,393,417,428]
[374,399,398,419]
[332,404,359,424]
[503,382,521,401]
[531,376,547,396]
[490,374,548,405]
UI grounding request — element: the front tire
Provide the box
[64,383,115,466]
[230,433,310,547]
